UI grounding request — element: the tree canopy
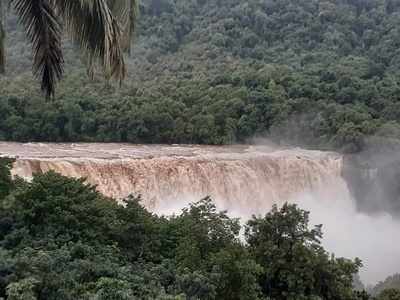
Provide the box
[1,0,400,151]
[0,157,374,299]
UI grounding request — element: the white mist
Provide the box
[293,183,400,285]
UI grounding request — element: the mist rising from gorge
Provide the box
[154,170,400,285]
[251,137,400,285]
[292,185,400,285]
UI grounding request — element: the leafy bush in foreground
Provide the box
[0,158,376,299]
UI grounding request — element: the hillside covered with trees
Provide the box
[2,1,400,299]
[1,0,400,152]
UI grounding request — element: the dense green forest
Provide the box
[1,0,400,152]
[1,157,399,300]
[2,1,400,299]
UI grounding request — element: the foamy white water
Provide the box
[2,142,342,214]
[293,185,400,285]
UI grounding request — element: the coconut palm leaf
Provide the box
[80,0,139,81]
[0,0,5,74]
[3,0,132,97]
[52,0,126,83]
[11,0,63,97]
[108,0,139,54]
[0,21,5,75]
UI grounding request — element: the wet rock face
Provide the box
[342,153,400,217]
[1,142,344,215]
[378,162,400,214]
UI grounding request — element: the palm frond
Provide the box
[108,0,139,54]
[0,0,6,74]
[0,21,5,75]
[53,0,126,82]
[11,0,63,97]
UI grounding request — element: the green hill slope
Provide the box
[1,0,400,151]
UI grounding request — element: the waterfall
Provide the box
[5,142,345,215]
[3,142,400,284]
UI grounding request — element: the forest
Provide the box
[1,0,400,152]
[1,0,400,298]
[1,157,399,300]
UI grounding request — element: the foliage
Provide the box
[0,158,367,299]
[373,275,400,297]
[377,289,400,300]
[0,0,138,97]
[2,0,400,151]
[0,157,14,199]
[246,203,362,300]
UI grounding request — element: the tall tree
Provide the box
[0,157,14,199]
[246,203,362,300]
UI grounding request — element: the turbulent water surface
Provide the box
[1,142,400,284]
[1,142,342,213]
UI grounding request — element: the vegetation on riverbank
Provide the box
[1,157,399,299]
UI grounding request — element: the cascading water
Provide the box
[4,142,344,215]
[2,142,400,284]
